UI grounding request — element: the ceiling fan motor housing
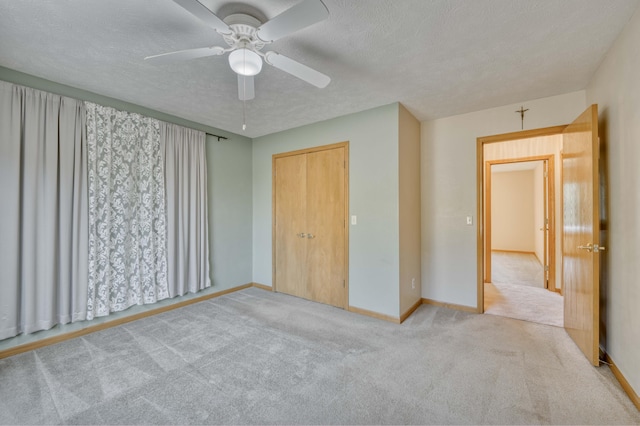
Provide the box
[222,13,265,52]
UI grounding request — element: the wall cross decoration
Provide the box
[515,106,529,129]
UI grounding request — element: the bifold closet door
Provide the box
[274,154,307,299]
[273,144,347,309]
[306,148,345,307]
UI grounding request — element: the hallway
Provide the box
[484,251,563,327]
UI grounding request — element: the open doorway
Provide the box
[477,129,564,327]
[485,158,554,290]
[476,106,601,365]
[490,160,547,287]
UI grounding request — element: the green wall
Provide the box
[207,133,253,289]
[252,103,402,317]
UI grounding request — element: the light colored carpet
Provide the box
[491,251,545,288]
[486,251,563,327]
[485,281,564,327]
[1,287,638,425]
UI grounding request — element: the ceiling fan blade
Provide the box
[265,51,330,88]
[256,0,329,42]
[238,75,255,100]
[145,46,225,64]
[172,0,231,34]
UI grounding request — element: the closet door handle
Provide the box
[578,243,606,253]
[297,232,306,238]
[307,234,315,239]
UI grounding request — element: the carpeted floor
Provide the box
[484,281,564,327]
[1,287,638,425]
[491,251,545,288]
[485,251,563,327]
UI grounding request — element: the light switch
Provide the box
[351,215,357,225]
[466,216,473,225]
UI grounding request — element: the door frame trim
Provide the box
[272,141,350,309]
[476,126,566,313]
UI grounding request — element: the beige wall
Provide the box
[491,170,535,252]
[586,3,640,398]
[398,104,422,315]
[420,91,586,308]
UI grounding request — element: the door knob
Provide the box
[297,232,306,238]
[307,234,315,239]
[578,243,593,252]
[578,243,606,253]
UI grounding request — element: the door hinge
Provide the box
[544,265,549,272]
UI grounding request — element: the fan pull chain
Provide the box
[242,49,247,131]
[242,97,247,131]
[242,104,246,131]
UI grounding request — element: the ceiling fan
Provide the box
[145,0,331,101]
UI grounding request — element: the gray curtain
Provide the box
[0,81,88,340]
[86,103,169,320]
[162,123,211,297]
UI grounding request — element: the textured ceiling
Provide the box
[0,0,638,138]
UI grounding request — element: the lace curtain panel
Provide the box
[0,82,89,340]
[86,102,169,320]
[162,122,211,297]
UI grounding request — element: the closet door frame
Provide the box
[272,141,349,308]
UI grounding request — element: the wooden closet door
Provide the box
[274,154,308,299]
[306,147,346,308]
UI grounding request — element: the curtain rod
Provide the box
[207,133,228,141]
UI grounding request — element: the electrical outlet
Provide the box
[466,216,473,225]
[411,278,416,289]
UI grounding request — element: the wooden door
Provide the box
[306,147,346,307]
[273,143,348,308]
[562,104,600,366]
[274,154,307,299]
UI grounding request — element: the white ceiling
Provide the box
[1,0,638,138]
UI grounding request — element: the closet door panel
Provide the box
[274,154,308,298]
[306,147,346,308]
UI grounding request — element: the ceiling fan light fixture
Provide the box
[228,48,262,76]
